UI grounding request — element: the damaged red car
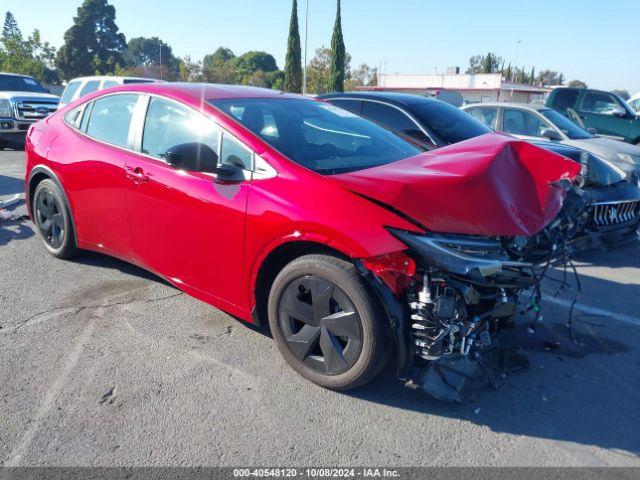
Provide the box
[25,84,580,401]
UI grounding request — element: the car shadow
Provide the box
[0,200,34,246]
[0,173,25,197]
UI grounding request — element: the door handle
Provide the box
[125,166,150,183]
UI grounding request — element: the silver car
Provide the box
[462,102,640,179]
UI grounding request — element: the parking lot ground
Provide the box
[1,149,640,467]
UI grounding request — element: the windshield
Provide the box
[410,101,492,146]
[0,74,47,93]
[210,98,421,175]
[541,108,592,139]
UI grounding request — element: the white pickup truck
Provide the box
[0,72,59,149]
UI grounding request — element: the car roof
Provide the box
[0,72,35,79]
[102,82,303,102]
[464,102,550,111]
[67,76,157,83]
[320,91,442,108]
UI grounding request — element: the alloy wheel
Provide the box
[35,189,65,249]
[277,275,363,375]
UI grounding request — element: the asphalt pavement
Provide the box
[1,149,639,467]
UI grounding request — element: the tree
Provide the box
[529,67,535,85]
[306,46,352,94]
[612,89,630,101]
[466,55,484,74]
[537,69,563,86]
[558,73,565,85]
[283,0,302,93]
[56,0,126,80]
[328,0,346,92]
[178,55,202,82]
[0,12,59,84]
[345,63,377,90]
[231,51,278,81]
[203,47,235,70]
[122,37,179,80]
[568,79,588,89]
[467,52,502,74]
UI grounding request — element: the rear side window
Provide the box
[142,97,219,160]
[550,89,579,112]
[503,109,548,137]
[328,99,363,115]
[60,81,81,104]
[102,80,119,89]
[468,107,498,129]
[64,105,84,129]
[362,101,431,144]
[85,94,138,148]
[79,80,101,98]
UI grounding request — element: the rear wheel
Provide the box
[0,140,6,151]
[33,179,77,259]
[268,254,390,390]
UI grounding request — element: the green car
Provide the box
[546,88,640,145]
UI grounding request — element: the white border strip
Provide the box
[543,295,640,327]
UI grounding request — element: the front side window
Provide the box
[503,109,549,137]
[467,107,498,130]
[142,97,219,160]
[79,80,101,98]
[85,94,138,148]
[210,98,420,175]
[580,91,622,115]
[102,80,119,89]
[220,134,253,170]
[540,108,592,139]
[411,101,491,146]
[361,101,430,144]
[60,81,81,104]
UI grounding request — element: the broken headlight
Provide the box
[387,228,533,283]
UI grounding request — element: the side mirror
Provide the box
[610,105,627,118]
[164,143,241,180]
[541,128,562,141]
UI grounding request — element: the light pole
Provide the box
[513,40,521,82]
[302,0,309,95]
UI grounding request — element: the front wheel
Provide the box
[268,254,390,390]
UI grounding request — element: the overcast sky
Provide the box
[4,0,640,94]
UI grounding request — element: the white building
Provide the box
[358,72,550,104]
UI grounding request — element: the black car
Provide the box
[320,92,640,253]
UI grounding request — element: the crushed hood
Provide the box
[333,133,581,237]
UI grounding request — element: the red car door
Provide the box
[124,96,251,311]
[50,93,140,258]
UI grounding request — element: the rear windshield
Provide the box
[0,74,47,93]
[209,98,421,175]
[410,101,492,146]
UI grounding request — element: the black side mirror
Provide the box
[541,128,562,141]
[164,143,241,180]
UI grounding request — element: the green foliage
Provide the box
[122,37,179,80]
[56,0,126,80]
[537,70,564,86]
[467,53,503,74]
[284,0,302,93]
[328,0,346,92]
[305,46,352,95]
[568,79,588,89]
[612,89,630,101]
[0,12,59,84]
[203,47,235,70]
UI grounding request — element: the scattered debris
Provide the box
[543,341,561,353]
[99,387,117,405]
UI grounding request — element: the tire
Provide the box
[0,140,6,151]
[32,179,77,259]
[268,254,390,390]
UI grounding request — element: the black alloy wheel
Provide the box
[32,179,77,259]
[35,188,65,249]
[278,275,363,375]
[268,254,390,390]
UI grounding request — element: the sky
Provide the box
[3,0,640,93]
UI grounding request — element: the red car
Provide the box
[25,83,579,401]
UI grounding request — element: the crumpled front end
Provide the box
[334,133,581,237]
